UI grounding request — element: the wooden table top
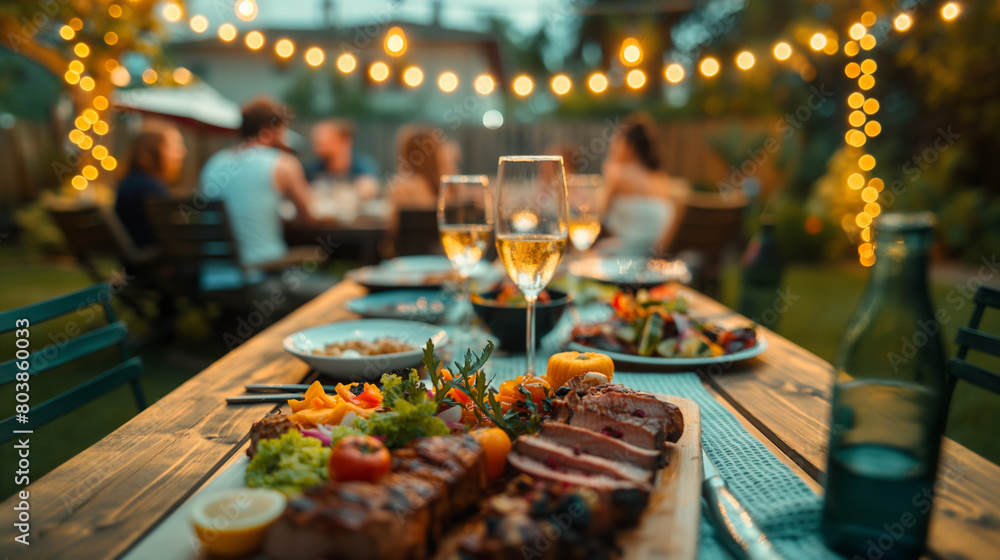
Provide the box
[3,281,999,560]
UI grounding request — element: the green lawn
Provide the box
[1,246,997,501]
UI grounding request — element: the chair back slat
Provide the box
[974,286,1000,310]
[144,199,241,264]
[395,210,443,257]
[0,358,144,444]
[949,358,1000,396]
[48,204,143,265]
[946,285,1000,420]
[0,322,130,384]
[954,326,1000,358]
[0,283,115,331]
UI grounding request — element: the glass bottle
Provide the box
[821,212,947,560]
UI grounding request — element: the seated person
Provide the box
[600,113,688,256]
[307,119,380,201]
[114,120,187,248]
[386,126,458,235]
[198,97,329,304]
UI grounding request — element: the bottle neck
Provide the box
[869,229,932,301]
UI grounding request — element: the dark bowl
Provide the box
[471,289,571,352]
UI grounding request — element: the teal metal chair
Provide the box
[0,283,147,444]
[945,285,1000,428]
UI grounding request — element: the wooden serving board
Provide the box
[123,395,702,560]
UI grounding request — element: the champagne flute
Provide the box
[567,174,607,252]
[438,175,493,343]
[494,156,569,374]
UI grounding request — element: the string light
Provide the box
[626,69,646,88]
[513,75,533,96]
[474,74,494,95]
[275,39,294,58]
[861,11,877,27]
[82,165,98,180]
[773,42,792,60]
[859,155,876,171]
[337,54,356,73]
[862,98,879,114]
[664,64,684,83]
[869,178,884,191]
[845,62,861,78]
[190,15,209,33]
[236,0,258,22]
[105,59,119,72]
[941,3,959,21]
[621,38,642,66]
[142,68,158,84]
[861,186,879,202]
[809,33,828,51]
[437,71,458,92]
[93,96,109,110]
[847,130,867,147]
[173,67,192,84]
[858,74,875,90]
[82,109,98,123]
[59,25,74,40]
[245,31,264,50]
[68,60,84,74]
[93,121,109,135]
[79,76,95,91]
[68,18,83,30]
[856,212,872,228]
[74,43,90,58]
[894,14,912,31]
[385,27,406,56]
[71,176,88,190]
[305,47,324,67]
[74,116,90,130]
[864,121,881,136]
[848,92,864,109]
[848,173,865,189]
[849,24,866,41]
[588,72,608,93]
[699,58,719,77]
[111,66,131,87]
[93,145,108,160]
[78,136,93,150]
[860,59,877,74]
[163,2,182,22]
[849,110,866,127]
[109,4,122,18]
[551,74,571,95]
[844,41,859,56]
[102,156,117,171]
[218,23,237,42]
[860,34,876,50]
[370,62,390,82]
[69,130,85,144]
[403,66,423,87]
[105,31,118,45]
[736,51,754,70]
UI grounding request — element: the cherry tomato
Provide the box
[328,435,391,483]
[471,428,512,480]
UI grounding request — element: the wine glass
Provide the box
[438,175,493,345]
[494,156,569,374]
[567,174,607,252]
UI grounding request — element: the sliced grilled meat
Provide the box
[538,422,664,470]
[553,383,684,447]
[246,413,293,458]
[513,435,653,489]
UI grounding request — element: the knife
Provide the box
[226,393,304,404]
[702,450,785,560]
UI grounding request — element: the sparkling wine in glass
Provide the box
[494,156,569,373]
[567,173,607,252]
[438,175,493,341]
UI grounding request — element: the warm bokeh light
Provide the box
[551,74,571,95]
[68,17,83,30]
[849,110,867,127]
[865,202,881,217]
[94,96,109,110]
[810,33,828,51]
[864,120,882,136]
[665,64,685,83]
[773,42,792,60]
[111,66,131,87]
[109,4,122,18]
[736,51,754,70]
[74,116,89,130]
[861,11,877,27]
[861,228,871,242]
[699,58,719,77]
[69,130,84,144]
[219,23,237,42]
[894,13,912,31]
[105,59,119,72]
[849,23,866,41]
[173,67,192,84]
[101,156,117,171]
[93,145,108,159]
[858,243,872,256]
[92,121,109,136]
[626,69,646,88]
[83,109,98,123]
[844,41,859,56]
[370,62,390,82]
[861,186,879,202]
[71,176,88,190]
[588,72,608,93]
[82,165,98,180]
[385,27,406,56]
[74,43,90,58]
[845,62,861,79]
[79,76,95,91]
[59,25,74,40]
[245,31,264,50]
[860,34,876,50]
[337,54,356,73]
[142,68,157,84]
[848,173,865,189]
[941,3,959,21]
[69,60,84,74]
[513,75,533,96]
[190,15,209,33]
[438,71,458,92]
[848,92,864,109]
[275,39,294,58]
[104,31,118,45]
[163,2,182,22]
[78,136,93,150]
[863,98,879,114]
[236,0,258,22]
[847,130,867,147]
[860,59,877,74]
[474,74,494,95]
[856,212,873,228]
[859,155,876,171]
[305,47,324,67]
[869,178,885,191]
[65,70,80,84]
[621,38,642,66]
[403,66,423,87]
[861,252,876,267]
[858,74,875,90]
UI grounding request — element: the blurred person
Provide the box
[600,113,688,255]
[198,97,329,304]
[546,143,581,175]
[386,126,458,235]
[308,119,380,200]
[114,120,187,248]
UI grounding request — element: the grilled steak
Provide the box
[246,413,293,458]
[537,422,664,470]
[513,435,653,488]
[553,383,684,448]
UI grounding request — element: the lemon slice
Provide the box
[190,488,287,558]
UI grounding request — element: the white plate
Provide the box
[347,256,502,291]
[283,319,448,381]
[566,336,768,367]
[569,256,692,288]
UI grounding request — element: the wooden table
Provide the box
[4,282,999,560]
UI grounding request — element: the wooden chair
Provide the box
[0,283,146,444]
[662,190,748,296]
[395,209,444,257]
[946,285,1000,409]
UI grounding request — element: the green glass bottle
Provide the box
[821,213,948,560]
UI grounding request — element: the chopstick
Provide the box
[226,393,303,404]
[244,383,338,393]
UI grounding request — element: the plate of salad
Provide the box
[567,287,766,366]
